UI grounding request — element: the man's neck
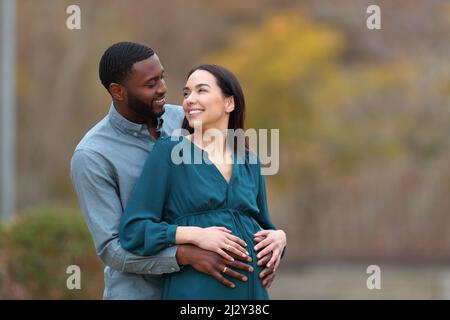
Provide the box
[113,102,160,139]
[148,125,161,139]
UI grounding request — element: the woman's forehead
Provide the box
[187,69,216,85]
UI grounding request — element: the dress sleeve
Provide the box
[119,139,178,256]
[255,159,277,230]
[255,158,287,259]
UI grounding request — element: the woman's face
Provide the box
[182,70,234,129]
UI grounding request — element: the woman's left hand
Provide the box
[253,229,286,272]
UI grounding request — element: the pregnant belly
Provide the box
[163,208,268,300]
[173,208,262,246]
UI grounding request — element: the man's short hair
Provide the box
[99,41,155,92]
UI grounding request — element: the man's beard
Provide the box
[128,93,165,119]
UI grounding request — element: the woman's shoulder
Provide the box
[236,149,262,174]
[154,135,184,148]
[151,135,187,158]
[237,149,260,165]
[144,136,185,170]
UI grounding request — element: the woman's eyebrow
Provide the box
[196,83,211,88]
[183,83,211,91]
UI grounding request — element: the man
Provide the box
[71,42,276,299]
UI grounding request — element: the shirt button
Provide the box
[171,267,176,271]
[133,132,138,137]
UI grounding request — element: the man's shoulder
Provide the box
[163,104,184,117]
[72,115,117,162]
[162,104,184,133]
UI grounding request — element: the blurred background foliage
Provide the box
[1,0,450,298]
[0,206,103,298]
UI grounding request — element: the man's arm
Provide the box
[70,148,180,275]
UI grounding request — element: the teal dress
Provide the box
[119,135,277,300]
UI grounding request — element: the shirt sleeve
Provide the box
[119,139,178,256]
[70,148,180,275]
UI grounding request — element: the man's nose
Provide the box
[156,79,167,94]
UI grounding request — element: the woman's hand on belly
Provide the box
[253,229,287,272]
[176,226,250,261]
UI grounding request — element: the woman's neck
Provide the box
[190,123,229,156]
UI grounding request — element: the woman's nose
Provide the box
[184,93,195,105]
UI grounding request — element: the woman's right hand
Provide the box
[192,226,249,261]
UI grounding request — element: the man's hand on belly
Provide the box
[176,244,254,289]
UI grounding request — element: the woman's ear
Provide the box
[225,96,235,113]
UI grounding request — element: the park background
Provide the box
[1,0,450,299]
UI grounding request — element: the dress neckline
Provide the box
[181,135,235,186]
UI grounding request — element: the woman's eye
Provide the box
[182,92,189,98]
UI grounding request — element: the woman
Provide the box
[119,64,286,299]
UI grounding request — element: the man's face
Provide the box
[123,54,167,118]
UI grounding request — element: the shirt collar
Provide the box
[108,103,167,138]
[156,117,164,133]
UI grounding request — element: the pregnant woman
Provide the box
[119,64,286,299]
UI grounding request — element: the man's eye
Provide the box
[147,84,156,88]
[183,92,189,98]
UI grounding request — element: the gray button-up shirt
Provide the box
[70,103,185,300]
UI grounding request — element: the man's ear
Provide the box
[225,96,235,113]
[109,83,126,101]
